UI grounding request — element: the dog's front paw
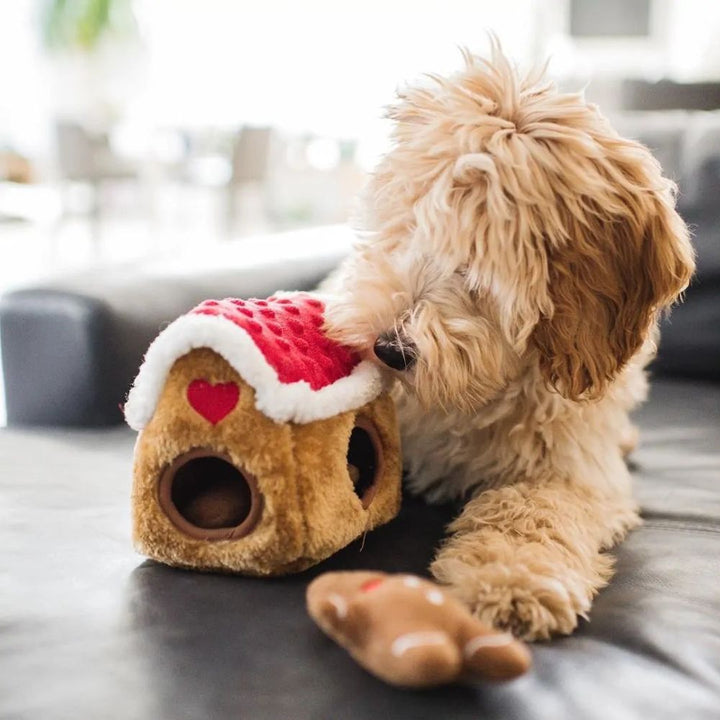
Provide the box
[468,570,582,641]
[432,555,610,641]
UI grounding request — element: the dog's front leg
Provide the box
[430,474,640,641]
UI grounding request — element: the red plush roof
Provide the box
[191,294,359,390]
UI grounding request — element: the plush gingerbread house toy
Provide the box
[124,293,402,576]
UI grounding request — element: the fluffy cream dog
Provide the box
[325,43,695,640]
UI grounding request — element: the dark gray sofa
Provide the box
[1,224,719,720]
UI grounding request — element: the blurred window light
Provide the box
[150,129,187,164]
[186,155,232,186]
[305,138,340,171]
[285,139,308,171]
[129,0,541,136]
[0,183,61,223]
[354,128,391,173]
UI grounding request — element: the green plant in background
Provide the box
[40,0,138,53]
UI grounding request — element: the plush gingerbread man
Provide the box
[307,571,531,687]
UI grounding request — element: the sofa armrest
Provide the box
[0,227,351,427]
[651,206,720,383]
[653,274,720,382]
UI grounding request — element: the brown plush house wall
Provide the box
[132,348,402,575]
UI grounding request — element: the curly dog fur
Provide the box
[325,42,695,640]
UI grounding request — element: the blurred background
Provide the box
[1,0,720,426]
[1,0,719,291]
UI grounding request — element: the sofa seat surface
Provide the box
[1,379,719,720]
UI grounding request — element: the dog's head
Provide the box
[327,43,694,412]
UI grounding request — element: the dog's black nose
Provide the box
[373,332,417,371]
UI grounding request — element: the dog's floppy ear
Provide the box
[531,185,694,401]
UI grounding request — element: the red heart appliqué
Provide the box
[186,379,239,425]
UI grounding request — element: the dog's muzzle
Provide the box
[374,332,417,371]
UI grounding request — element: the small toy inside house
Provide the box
[124,293,402,576]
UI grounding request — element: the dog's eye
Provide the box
[373,331,417,371]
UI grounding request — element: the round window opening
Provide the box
[347,418,384,509]
[158,449,263,540]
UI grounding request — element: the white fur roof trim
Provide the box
[124,313,385,430]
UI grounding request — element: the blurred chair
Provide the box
[226,126,273,236]
[54,121,138,240]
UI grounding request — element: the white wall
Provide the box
[131,0,542,136]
